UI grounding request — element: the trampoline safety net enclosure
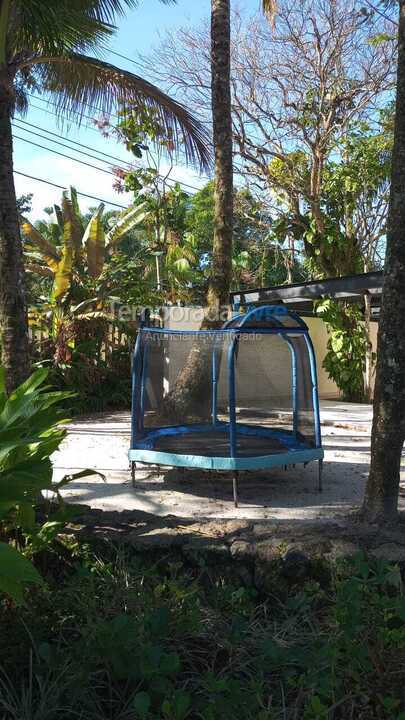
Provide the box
[129,305,324,506]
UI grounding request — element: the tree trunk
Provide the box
[161,0,234,419]
[207,0,233,321]
[362,0,405,523]
[363,291,373,404]
[0,76,30,393]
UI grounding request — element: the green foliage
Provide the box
[111,107,305,302]
[43,345,133,415]
[24,189,157,415]
[16,193,33,215]
[0,543,43,606]
[1,546,405,718]
[317,300,370,401]
[0,367,96,604]
[22,188,150,301]
[186,182,304,291]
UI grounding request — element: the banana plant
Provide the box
[22,188,149,303]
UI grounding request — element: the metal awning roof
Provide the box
[230,270,383,318]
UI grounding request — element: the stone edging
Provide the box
[66,508,405,569]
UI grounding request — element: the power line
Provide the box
[14,131,202,195]
[14,170,127,208]
[14,118,133,169]
[102,45,147,71]
[27,100,109,135]
[13,134,116,177]
[24,94,210,190]
[26,91,120,122]
[101,45,148,72]
[14,119,206,193]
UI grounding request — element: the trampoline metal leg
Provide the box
[233,471,239,508]
[131,461,136,488]
[318,459,323,493]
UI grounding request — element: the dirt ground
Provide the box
[53,401,405,520]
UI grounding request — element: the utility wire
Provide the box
[27,99,111,133]
[101,45,148,72]
[14,132,200,196]
[24,94,210,189]
[14,118,133,169]
[14,170,127,209]
[26,91,121,122]
[13,134,116,177]
[14,119,206,193]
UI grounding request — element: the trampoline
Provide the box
[129,305,324,506]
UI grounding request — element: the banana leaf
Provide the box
[52,214,74,302]
[69,187,83,232]
[105,203,149,247]
[21,218,61,272]
[62,192,83,261]
[83,204,105,278]
[25,263,53,277]
[53,203,64,232]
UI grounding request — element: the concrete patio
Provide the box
[54,401,405,520]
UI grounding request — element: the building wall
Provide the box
[162,307,379,400]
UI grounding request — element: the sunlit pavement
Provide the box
[53,401,404,520]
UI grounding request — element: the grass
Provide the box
[1,541,405,719]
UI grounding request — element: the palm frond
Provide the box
[11,1,178,59]
[27,53,211,172]
[14,85,29,115]
[11,0,113,58]
[89,0,177,23]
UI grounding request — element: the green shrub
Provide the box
[316,300,369,402]
[38,345,132,416]
[2,545,405,719]
[0,367,97,604]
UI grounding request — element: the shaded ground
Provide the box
[54,401,405,520]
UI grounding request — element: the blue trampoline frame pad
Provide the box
[128,447,324,471]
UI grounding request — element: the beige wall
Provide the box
[162,307,378,400]
[304,317,378,399]
[305,317,338,398]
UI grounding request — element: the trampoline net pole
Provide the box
[283,335,298,438]
[228,335,238,458]
[211,343,218,427]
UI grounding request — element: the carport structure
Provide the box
[230,270,383,319]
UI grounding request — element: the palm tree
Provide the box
[362,0,405,523]
[207,0,233,322]
[162,0,276,417]
[207,0,277,320]
[0,0,210,393]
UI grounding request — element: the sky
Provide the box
[15,0,257,221]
